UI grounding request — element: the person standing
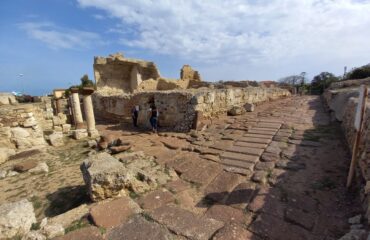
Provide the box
[149,105,159,133]
[131,105,139,127]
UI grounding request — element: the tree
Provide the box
[311,72,339,94]
[346,64,370,80]
[80,74,94,87]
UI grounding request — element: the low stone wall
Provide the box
[324,87,370,222]
[93,87,290,132]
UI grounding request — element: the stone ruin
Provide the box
[94,53,204,94]
[92,53,291,132]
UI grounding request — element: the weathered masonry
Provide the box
[92,53,291,131]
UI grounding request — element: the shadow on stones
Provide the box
[44,185,91,217]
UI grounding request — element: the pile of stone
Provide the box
[96,134,132,153]
[52,113,71,134]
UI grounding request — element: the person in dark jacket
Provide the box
[131,105,139,127]
[149,105,159,132]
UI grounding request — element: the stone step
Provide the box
[249,127,279,133]
[221,158,255,170]
[243,133,273,140]
[247,129,277,135]
[227,146,264,156]
[256,123,281,129]
[221,151,260,163]
[234,141,267,149]
[258,119,283,124]
[238,137,271,144]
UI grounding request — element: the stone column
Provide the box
[70,88,84,128]
[82,87,99,137]
[55,98,62,114]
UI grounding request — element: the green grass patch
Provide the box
[30,196,42,210]
[65,219,89,233]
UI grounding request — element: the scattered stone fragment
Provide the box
[42,223,64,239]
[73,129,88,140]
[228,106,245,116]
[110,145,131,154]
[0,199,36,239]
[338,229,367,240]
[22,230,46,240]
[49,132,64,147]
[48,204,89,228]
[252,171,267,184]
[260,152,279,162]
[276,160,305,171]
[13,159,38,172]
[29,162,49,174]
[245,103,255,112]
[90,196,142,229]
[150,205,224,240]
[254,161,275,171]
[0,147,16,165]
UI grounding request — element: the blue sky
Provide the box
[1,0,370,95]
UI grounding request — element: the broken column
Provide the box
[82,87,99,138]
[70,88,84,129]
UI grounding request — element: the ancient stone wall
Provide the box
[0,93,17,105]
[94,53,204,94]
[93,87,290,132]
[324,88,370,222]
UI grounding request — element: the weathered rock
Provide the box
[80,152,129,201]
[338,229,367,240]
[150,205,224,240]
[62,124,71,133]
[13,159,38,172]
[23,117,37,127]
[244,103,255,112]
[42,223,64,239]
[87,140,97,148]
[0,170,7,179]
[348,215,362,224]
[49,132,64,147]
[7,170,19,177]
[0,147,16,165]
[48,204,89,228]
[110,145,131,154]
[228,106,245,116]
[90,197,142,229]
[54,226,103,240]
[29,162,49,174]
[205,171,243,203]
[11,127,30,139]
[0,199,36,239]
[204,205,246,224]
[252,171,267,184]
[73,129,88,140]
[21,230,46,240]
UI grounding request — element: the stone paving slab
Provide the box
[181,160,223,186]
[223,166,253,176]
[165,179,191,194]
[212,222,257,240]
[234,141,267,149]
[285,207,316,231]
[248,187,285,218]
[238,136,271,144]
[204,205,247,224]
[227,146,264,156]
[149,205,224,240]
[243,133,273,140]
[89,197,142,229]
[221,151,259,163]
[107,215,175,240]
[250,127,279,133]
[221,158,255,171]
[205,171,243,203]
[249,213,312,240]
[246,129,276,135]
[225,182,256,209]
[138,189,175,210]
[256,123,282,129]
[54,226,104,240]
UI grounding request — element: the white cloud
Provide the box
[77,0,370,79]
[93,14,105,20]
[19,21,101,50]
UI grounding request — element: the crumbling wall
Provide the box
[93,87,290,132]
[0,93,17,105]
[94,53,205,94]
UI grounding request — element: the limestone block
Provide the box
[53,126,63,132]
[49,132,64,147]
[228,106,245,116]
[11,127,30,139]
[80,152,130,201]
[23,117,37,127]
[0,199,36,239]
[42,223,64,239]
[62,124,71,133]
[0,148,16,165]
[21,230,46,240]
[73,129,88,140]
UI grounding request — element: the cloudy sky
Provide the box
[1,0,370,95]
